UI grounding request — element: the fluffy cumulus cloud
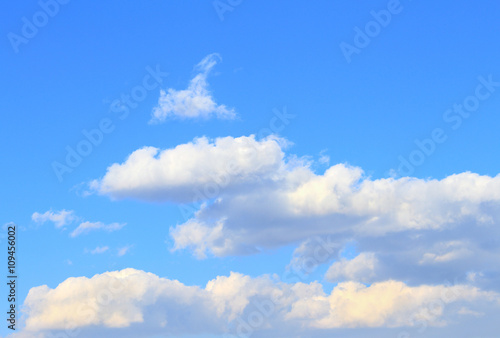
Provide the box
[325,253,378,283]
[13,269,500,337]
[169,158,500,264]
[170,219,232,259]
[70,221,125,237]
[32,209,76,228]
[90,135,285,202]
[150,53,235,122]
[91,135,500,289]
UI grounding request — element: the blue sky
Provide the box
[2,1,500,337]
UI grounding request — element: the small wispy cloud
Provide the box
[70,221,125,238]
[457,306,484,317]
[117,245,133,257]
[150,53,235,122]
[32,209,76,228]
[319,149,330,165]
[89,246,109,254]
[418,241,472,265]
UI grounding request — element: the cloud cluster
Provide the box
[32,209,76,228]
[31,209,126,237]
[91,135,500,241]
[150,53,235,122]
[89,135,500,288]
[17,269,499,337]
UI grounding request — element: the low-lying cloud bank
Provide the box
[12,269,500,337]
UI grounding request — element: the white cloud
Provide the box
[170,219,232,259]
[117,245,133,257]
[70,222,125,237]
[16,269,500,337]
[150,53,235,122]
[168,163,500,260]
[32,209,76,228]
[91,135,500,288]
[419,241,473,265]
[457,306,484,317]
[31,210,125,238]
[92,135,500,255]
[91,135,285,202]
[466,271,484,283]
[90,246,109,254]
[325,253,378,283]
[319,150,330,165]
[458,306,484,317]
[302,280,496,329]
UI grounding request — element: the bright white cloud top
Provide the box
[150,53,236,122]
[90,135,284,203]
